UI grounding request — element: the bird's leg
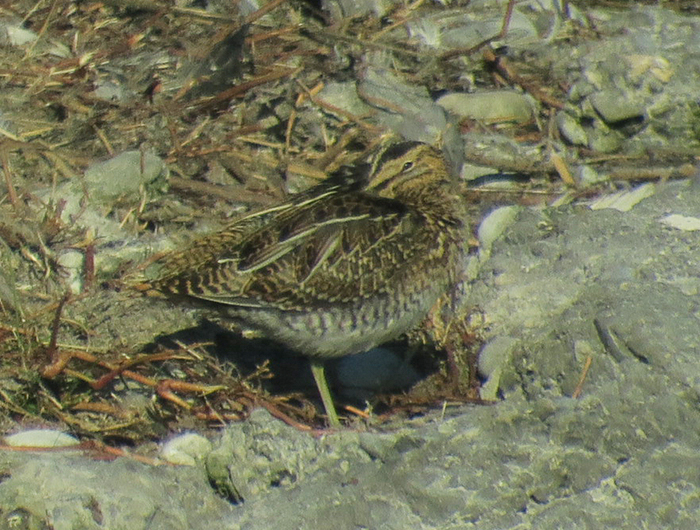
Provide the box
[310,360,340,427]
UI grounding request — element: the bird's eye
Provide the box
[402,161,414,172]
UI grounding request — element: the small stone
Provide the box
[658,214,700,231]
[556,111,589,146]
[477,206,521,251]
[478,336,518,400]
[317,82,373,117]
[0,20,37,46]
[588,183,656,212]
[358,66,450,145]
[56,249,85,294]
[82,150,168,204]
[573,165,605,187]
[3,429,79,448]
[587,127,623,153]
[437,91,535,125]
[589,91,645,124]
[161,432,213,466]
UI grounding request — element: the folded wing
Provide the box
[155,189,430,311]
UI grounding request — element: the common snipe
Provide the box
[134,142,468,426]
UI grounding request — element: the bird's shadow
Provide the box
[142,319,441,411]
[143,319,315,395]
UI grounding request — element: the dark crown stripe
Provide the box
[372,141,423,173]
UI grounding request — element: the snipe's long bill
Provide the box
[134,141,468,426]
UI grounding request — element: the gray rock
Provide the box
[586,125,623,153]
[0,19,37,46]
[590,91,646,125]
[358,64,451,146]
[556,111,589,146]
[3,430,79,448]
[161,432,213,466]
[0,451,236,529]
[83,150,168,204]
[6,3,700,529]
[5,179,700,528]
[437,91,535,125]
[322,0,398,20]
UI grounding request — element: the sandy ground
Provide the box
[3,178,700,529]
[2,1,700,528]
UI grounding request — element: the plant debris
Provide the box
[0,0,696,444]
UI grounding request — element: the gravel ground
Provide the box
[3,177,700,529]
[2,2,700,529]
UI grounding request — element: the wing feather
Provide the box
[175,190,430,310]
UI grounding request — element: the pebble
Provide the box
[588,183,656,212]
[83,150,168,203]
[658,214,700,231]
[161,432,213,466]
[556,111,589,146]
[0,20,37,46]
[477,206,522,252]
[3,429,80,448]
[322,0,397,20]
[478,336,518,400]
[589,91,645,125]
[437,91,535,125]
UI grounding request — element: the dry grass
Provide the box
[0,0,689,443]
